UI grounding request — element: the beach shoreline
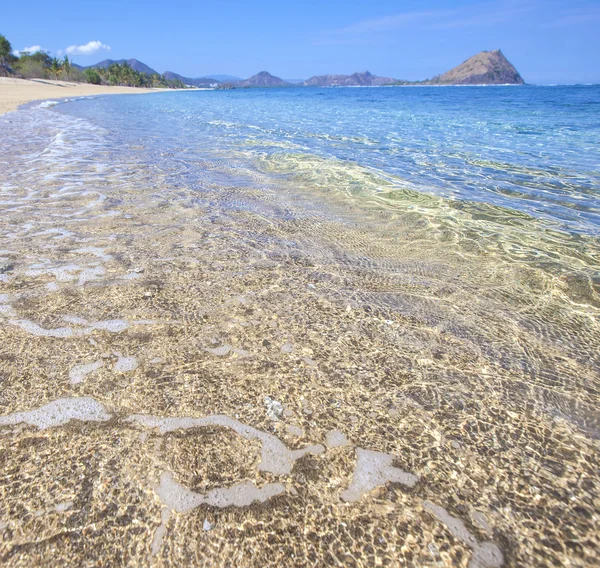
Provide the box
[0,76,179,116]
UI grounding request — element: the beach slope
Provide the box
[0,77,167,115]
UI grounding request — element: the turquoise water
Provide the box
[58,85,600,234]
[1,85,600,566]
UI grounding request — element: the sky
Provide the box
[3,0,600,84]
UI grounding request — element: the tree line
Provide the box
[0,33,185,89]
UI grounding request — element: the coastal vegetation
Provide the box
[85,61,185,88]
[0,33,185,88]
[0,33,17,75]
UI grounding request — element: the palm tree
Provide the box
[50,57,61,80]
[0,33,17,76]
[62,55,71,80]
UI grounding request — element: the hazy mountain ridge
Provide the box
[163,71,219,87]
[303,71,396,87]
[207,74,243,82]
[82,50,524,88]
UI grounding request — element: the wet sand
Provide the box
[0,77,170,116]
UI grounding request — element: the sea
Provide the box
[0,85,598,566]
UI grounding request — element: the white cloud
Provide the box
[64,40,111,56]
[13,45,46,56]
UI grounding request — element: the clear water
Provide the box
[60,85,600,234]
[0,86,599,567]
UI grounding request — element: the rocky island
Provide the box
[428,50,524,85]
[238,71,289,87]
[308,50,525,87]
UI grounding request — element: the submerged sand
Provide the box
[0,92,598,567]
[0,77,169,116]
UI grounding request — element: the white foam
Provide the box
[286,424,304,437]
[24,262,106,285]
[9,319,86,338]
[128,414,324,476]
[0,304,16,317]
[232,347,251,358]
[69,360,104,384]
[55,501,74,512]
[423,501,504,568]
[114,356,138,373]
[32,228,73,239]
[157,471,286,512]
[120,272,143,280]
[91,319,129,333]
[0,397,111,430]
[77,266,106,285]
[62,315,89,326]
[73,247,113,261]
[423,500,478,547]
[325,429,350,447]
[25,263,83,283]
[205,345,231,356]
[341,448,418,502]
[151,507,171,556]
[9,317,130,337]
[471,543,505,568]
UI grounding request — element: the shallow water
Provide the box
[0,86,598,567]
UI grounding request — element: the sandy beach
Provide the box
[0,77,168,116]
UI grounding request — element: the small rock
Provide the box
[203,519,213,531]
[265,396,284,421]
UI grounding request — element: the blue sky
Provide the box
[3,0,600,83]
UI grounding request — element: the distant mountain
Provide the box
[81,49,524,89]
[302,71,396,87]
[299,51,524,88]
[87,59,158,75]
[431,50,524,85]
[163,71,219,87]
[206,74,243,82]
[238,71,289,87]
